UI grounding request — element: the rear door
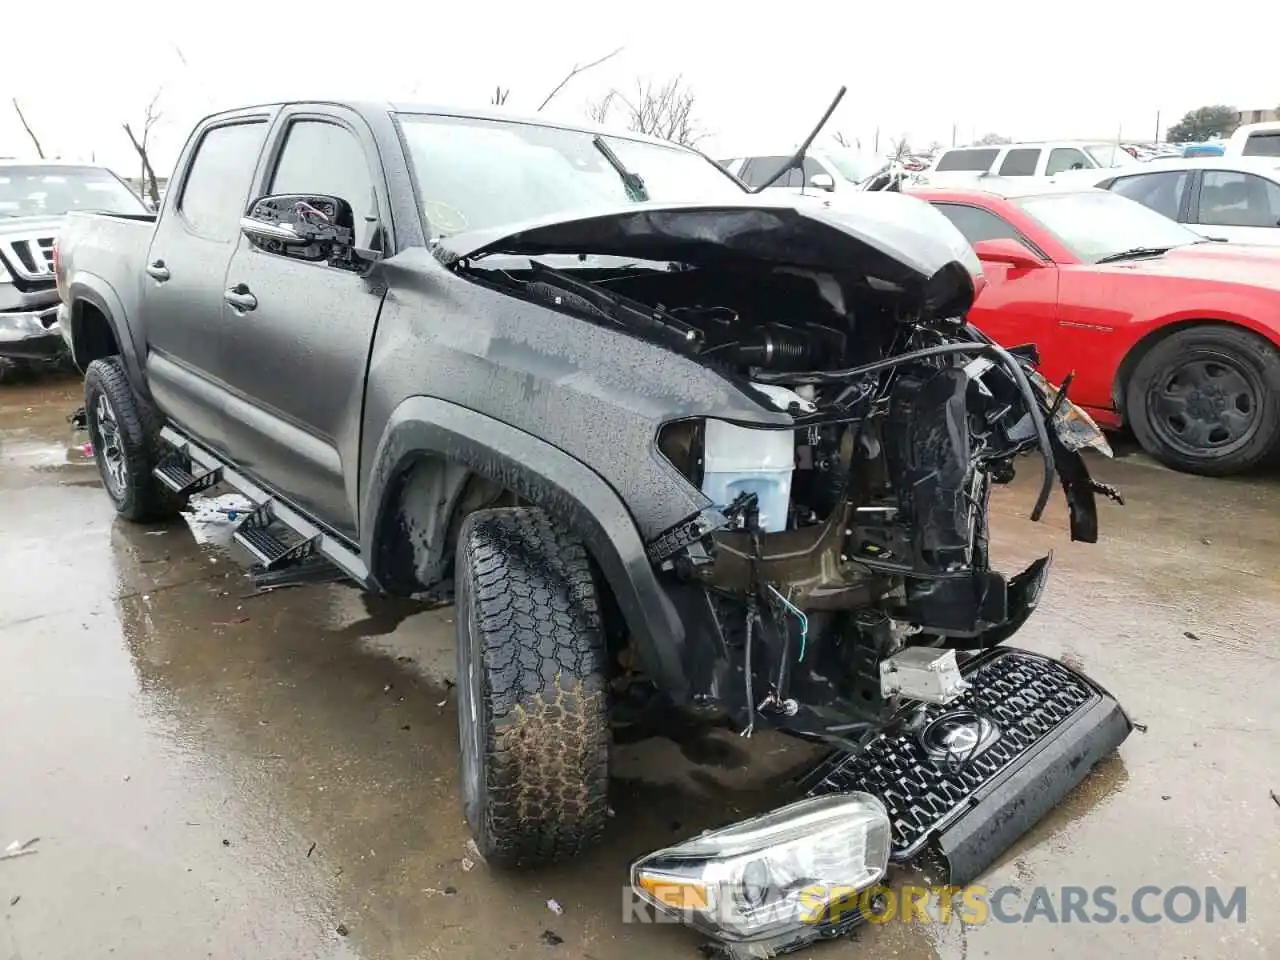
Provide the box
[1103,169,1193,224]
[215,106,391,539]
[930,201,1063,371]
[141,114,272,446]
[1188,168,1280,245]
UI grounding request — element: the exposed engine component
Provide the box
[469,231,1116,749]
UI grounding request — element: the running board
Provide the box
[801,647,1132,885]
[155,426,367,584]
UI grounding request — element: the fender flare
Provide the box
[67,274,146,391]
[361,396,690,699]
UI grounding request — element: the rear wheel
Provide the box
[1126,326,1280,475]
[455,506,610,867]
[84,357,184,521]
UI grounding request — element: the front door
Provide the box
[930,202,1062,368]
[215,109,390,540]
[141,116,273,452]
[1191,169,1280,245]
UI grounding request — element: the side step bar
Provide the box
[153,427,368,584]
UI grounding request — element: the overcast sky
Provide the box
[3,1,1278,177]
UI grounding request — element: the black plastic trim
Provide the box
[363,396,690,698]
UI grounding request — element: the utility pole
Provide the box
[1155,110,1161,142]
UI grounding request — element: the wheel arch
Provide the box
[67,275,145,389]
[360,396,690,699]
[1112,316,1280,421]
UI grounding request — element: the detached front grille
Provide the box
[806,650,1097,860]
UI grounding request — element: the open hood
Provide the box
[433,194,983,318]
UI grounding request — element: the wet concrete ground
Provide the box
[1,373,1277,959]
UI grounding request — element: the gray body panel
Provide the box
[55,97,983,698]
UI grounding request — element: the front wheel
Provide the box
[1125,326,1280,476]
[455,506,610,867]
[84,357,184,522]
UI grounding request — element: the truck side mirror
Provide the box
[809,172,836,192]
[240,194,360,264]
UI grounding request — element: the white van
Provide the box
[1224,121,1280,158]
[918,140,1135,186]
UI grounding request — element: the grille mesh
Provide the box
[807,651,1096,860]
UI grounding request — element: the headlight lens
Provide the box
[631,792,890,944]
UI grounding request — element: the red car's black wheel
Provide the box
[1126,325,1280,475]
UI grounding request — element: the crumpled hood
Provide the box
[434,193,983,318]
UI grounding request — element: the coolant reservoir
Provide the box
[700,384,806,533]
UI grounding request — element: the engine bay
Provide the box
[460,247,1121,741]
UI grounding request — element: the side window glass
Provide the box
[1198,170,1280,227]
[740,155,795,189]
[1109,171,1188,220]
[1045,148,1089,175]
[801,156,827,186]
[998,148,1040,176]
[1242,133,1280,157]
[179,122,268,241]
[932,203,1021,244]
[269,120,378,248]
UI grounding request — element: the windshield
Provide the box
[397,114,745,236]
[823,149,876,183]
[0,166,149,218]
[1016,190,1203,263]
[1084,143,1134,168]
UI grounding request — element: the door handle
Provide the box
[223,283,258,313]
[145,260,170,282]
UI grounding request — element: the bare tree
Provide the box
[589,76,705,147]
[11,99,45,158]
[487,46,621,113]
[830,130,862,150]
[537,46,623,112]
[585,90,615,126]
[922,140,945,158]
[123,89,163,206]
[888,134,912,160]
[975,132,1012,145]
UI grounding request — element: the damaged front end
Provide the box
[442,192,1130,957]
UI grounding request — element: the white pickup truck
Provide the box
[0,159,151,380]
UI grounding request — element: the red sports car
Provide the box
[911,182,1280,475]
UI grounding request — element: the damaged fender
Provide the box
[360,395,691,697]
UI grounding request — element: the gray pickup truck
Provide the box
[0,159,150,379]
[56,99,1131,957]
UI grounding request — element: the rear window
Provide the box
[998,148,1040,176]
[935,148,1000,172]
[1242,132,1280,157]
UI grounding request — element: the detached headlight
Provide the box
[630,793,890,946]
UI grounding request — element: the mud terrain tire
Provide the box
[1126,325,1280,476]
[84,356,184,522]
[455,506,610,867]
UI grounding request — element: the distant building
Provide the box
[1235,107,1280,126]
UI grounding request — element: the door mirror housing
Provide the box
[972,237,1043,269]
[240,194,379,265]
[809,172,836,192]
